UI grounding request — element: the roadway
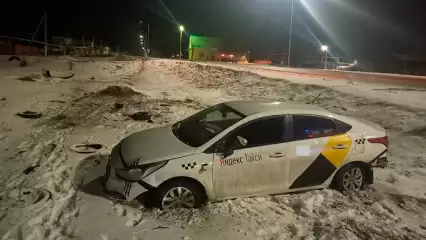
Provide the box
[197,61,426,88]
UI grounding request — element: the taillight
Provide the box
[368,136,388,147]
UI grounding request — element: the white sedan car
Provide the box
[105,101,388,209]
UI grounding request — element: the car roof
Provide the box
[224,100,328,116]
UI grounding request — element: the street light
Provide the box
[321,45,328,69]
[179,25,184,59]
[288,0,294,67]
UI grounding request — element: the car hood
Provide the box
[119,124,196,166]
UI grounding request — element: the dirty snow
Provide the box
[0,57,425,240]
[194,61,426,110]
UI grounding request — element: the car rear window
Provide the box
[292,115,337,140]
[335,119,352,134]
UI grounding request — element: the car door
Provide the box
[288,115,353,190]
[211,116,292,200]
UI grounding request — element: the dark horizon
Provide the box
[1,0,426,62]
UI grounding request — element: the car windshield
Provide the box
[172,103,245,147]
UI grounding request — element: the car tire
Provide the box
[16,111,42,119]
[155,180,204,209]
[333,164,365,193]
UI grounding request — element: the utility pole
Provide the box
[92,36,95,55]
[63,34,66,55]
[179,29,183,59]
[287,0,294,67]
[44,12,47,56]
[321,45,329,69]
[30,14,45,52]
[147,24,150,52]
[324,51,328,69]
[179,25,184,59]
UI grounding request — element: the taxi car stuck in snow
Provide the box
[105,101,388,209]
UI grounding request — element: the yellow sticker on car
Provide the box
[321,134,352,168]
[289,134,353,189]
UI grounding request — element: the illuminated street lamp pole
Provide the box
[179,25,184,59]
[287,0,294,67]
[321,45,329,69]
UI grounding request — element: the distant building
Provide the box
[51,36,110,56]
[0,39,14,55]
[188,35,223,61]
[0,37,43,55]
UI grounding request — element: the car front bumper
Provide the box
[105,144,150,201]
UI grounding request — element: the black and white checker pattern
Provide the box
[182,162,197,170]
[355,139,365,144]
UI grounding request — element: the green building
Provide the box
[188,35,223,61]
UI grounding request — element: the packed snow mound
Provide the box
[173,63,247,89]
[98,85,141,97]
[39,84,146,128]
[40,84,203,129]
[137,189,426,239]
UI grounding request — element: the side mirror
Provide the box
[236,136,248,147]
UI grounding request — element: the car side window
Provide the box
[226,117,285,149]
[292,115,337,140]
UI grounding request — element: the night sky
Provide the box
[1,0,426,62]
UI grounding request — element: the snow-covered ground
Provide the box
[0,57,425,240]
[194,61,426,109]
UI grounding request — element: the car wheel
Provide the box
[156,180,204,209]
[333,164,365,192]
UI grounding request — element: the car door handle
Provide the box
[332,144,348,149]
[269,152,286,158]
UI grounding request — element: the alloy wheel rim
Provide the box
[342,167,363,191]
[162,187,195,209]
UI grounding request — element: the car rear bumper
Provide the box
[369,149,388,168]
[371,157,388,168]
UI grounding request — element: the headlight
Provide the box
[115,161,168,182]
